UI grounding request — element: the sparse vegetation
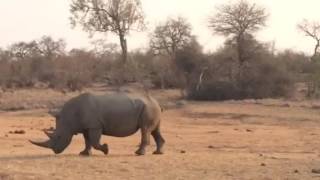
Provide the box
[0,0,317,101]
[0,32,312,99]
[297,20,320,97]
[1,1,320,179]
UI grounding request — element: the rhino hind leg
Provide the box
[79,131,92,156]
[135,128,151,155]
[88,129,109,155]
[151,126,165,155]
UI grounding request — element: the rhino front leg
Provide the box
[151,126,165,155]
[88,129,109,155]
[135,128,151,155]
[79,131,92,156]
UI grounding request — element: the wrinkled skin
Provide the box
[30,93,165,156]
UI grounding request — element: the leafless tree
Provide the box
[70,0,145,63]
[8,36,66,61]
[150,16,193,59]
[91,39,119,59]
[9,41,40,60]
[208,0,268,77]
[37,36,66,60]
[297,19,320,59]
[297,20,320,97]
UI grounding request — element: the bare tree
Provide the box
[8,36,66,61]
[150,16,193,59]
[208,0,268,77]
[9,41,40,60]
[91,39,119,59]
[70,0,145,63]
[297,19,320,59]
[297,20,320,97]
[37,36,66,60]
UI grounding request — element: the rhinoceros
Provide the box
[29,93,165,156]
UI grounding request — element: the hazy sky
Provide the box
[0,0,320,54]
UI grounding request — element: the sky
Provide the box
[0,0,320,55]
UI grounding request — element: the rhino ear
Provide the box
[54,114,60,121]
[48,109,60,120]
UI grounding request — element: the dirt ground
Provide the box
[0,87,320,179]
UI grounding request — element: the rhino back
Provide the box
[95,94,144,137]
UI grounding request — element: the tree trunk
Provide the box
[237,34,245,79]
[312,40,320,60]
[236,33,247,97]
[160,75,165,89]
[236,34,245,81]
[196,70,205,91]
[119,33,127,64]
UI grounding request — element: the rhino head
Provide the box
[29,130,73,154]
[29,110,73,154]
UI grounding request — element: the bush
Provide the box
[48,56,95,91]
[149,56,186,89]
[305,58,320,97]
[106,51,153,86]
[240,59,294,98]
[186,49,295,100]
[6,59,38,88]
[187,80,240,100]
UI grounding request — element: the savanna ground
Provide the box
[0,84,320,180]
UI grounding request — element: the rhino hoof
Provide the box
[153,150,164,155]
[79,150,91,156]
[102,144,109,155]
[135,149,145,156]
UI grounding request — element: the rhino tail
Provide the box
[143,88,152,101]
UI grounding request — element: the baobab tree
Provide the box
[70,0,145,63]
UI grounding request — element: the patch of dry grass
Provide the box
[0,87,319,179]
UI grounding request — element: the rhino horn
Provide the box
[43,130,55,139]
[29,139,52,149]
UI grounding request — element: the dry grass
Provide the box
[0,87,320,179]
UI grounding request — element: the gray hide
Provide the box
[30,93,165,155]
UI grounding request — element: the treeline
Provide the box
[0,35,315,100]
[0,0,320,101]
[0,36,101,91]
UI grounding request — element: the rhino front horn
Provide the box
[29,139,52,149]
